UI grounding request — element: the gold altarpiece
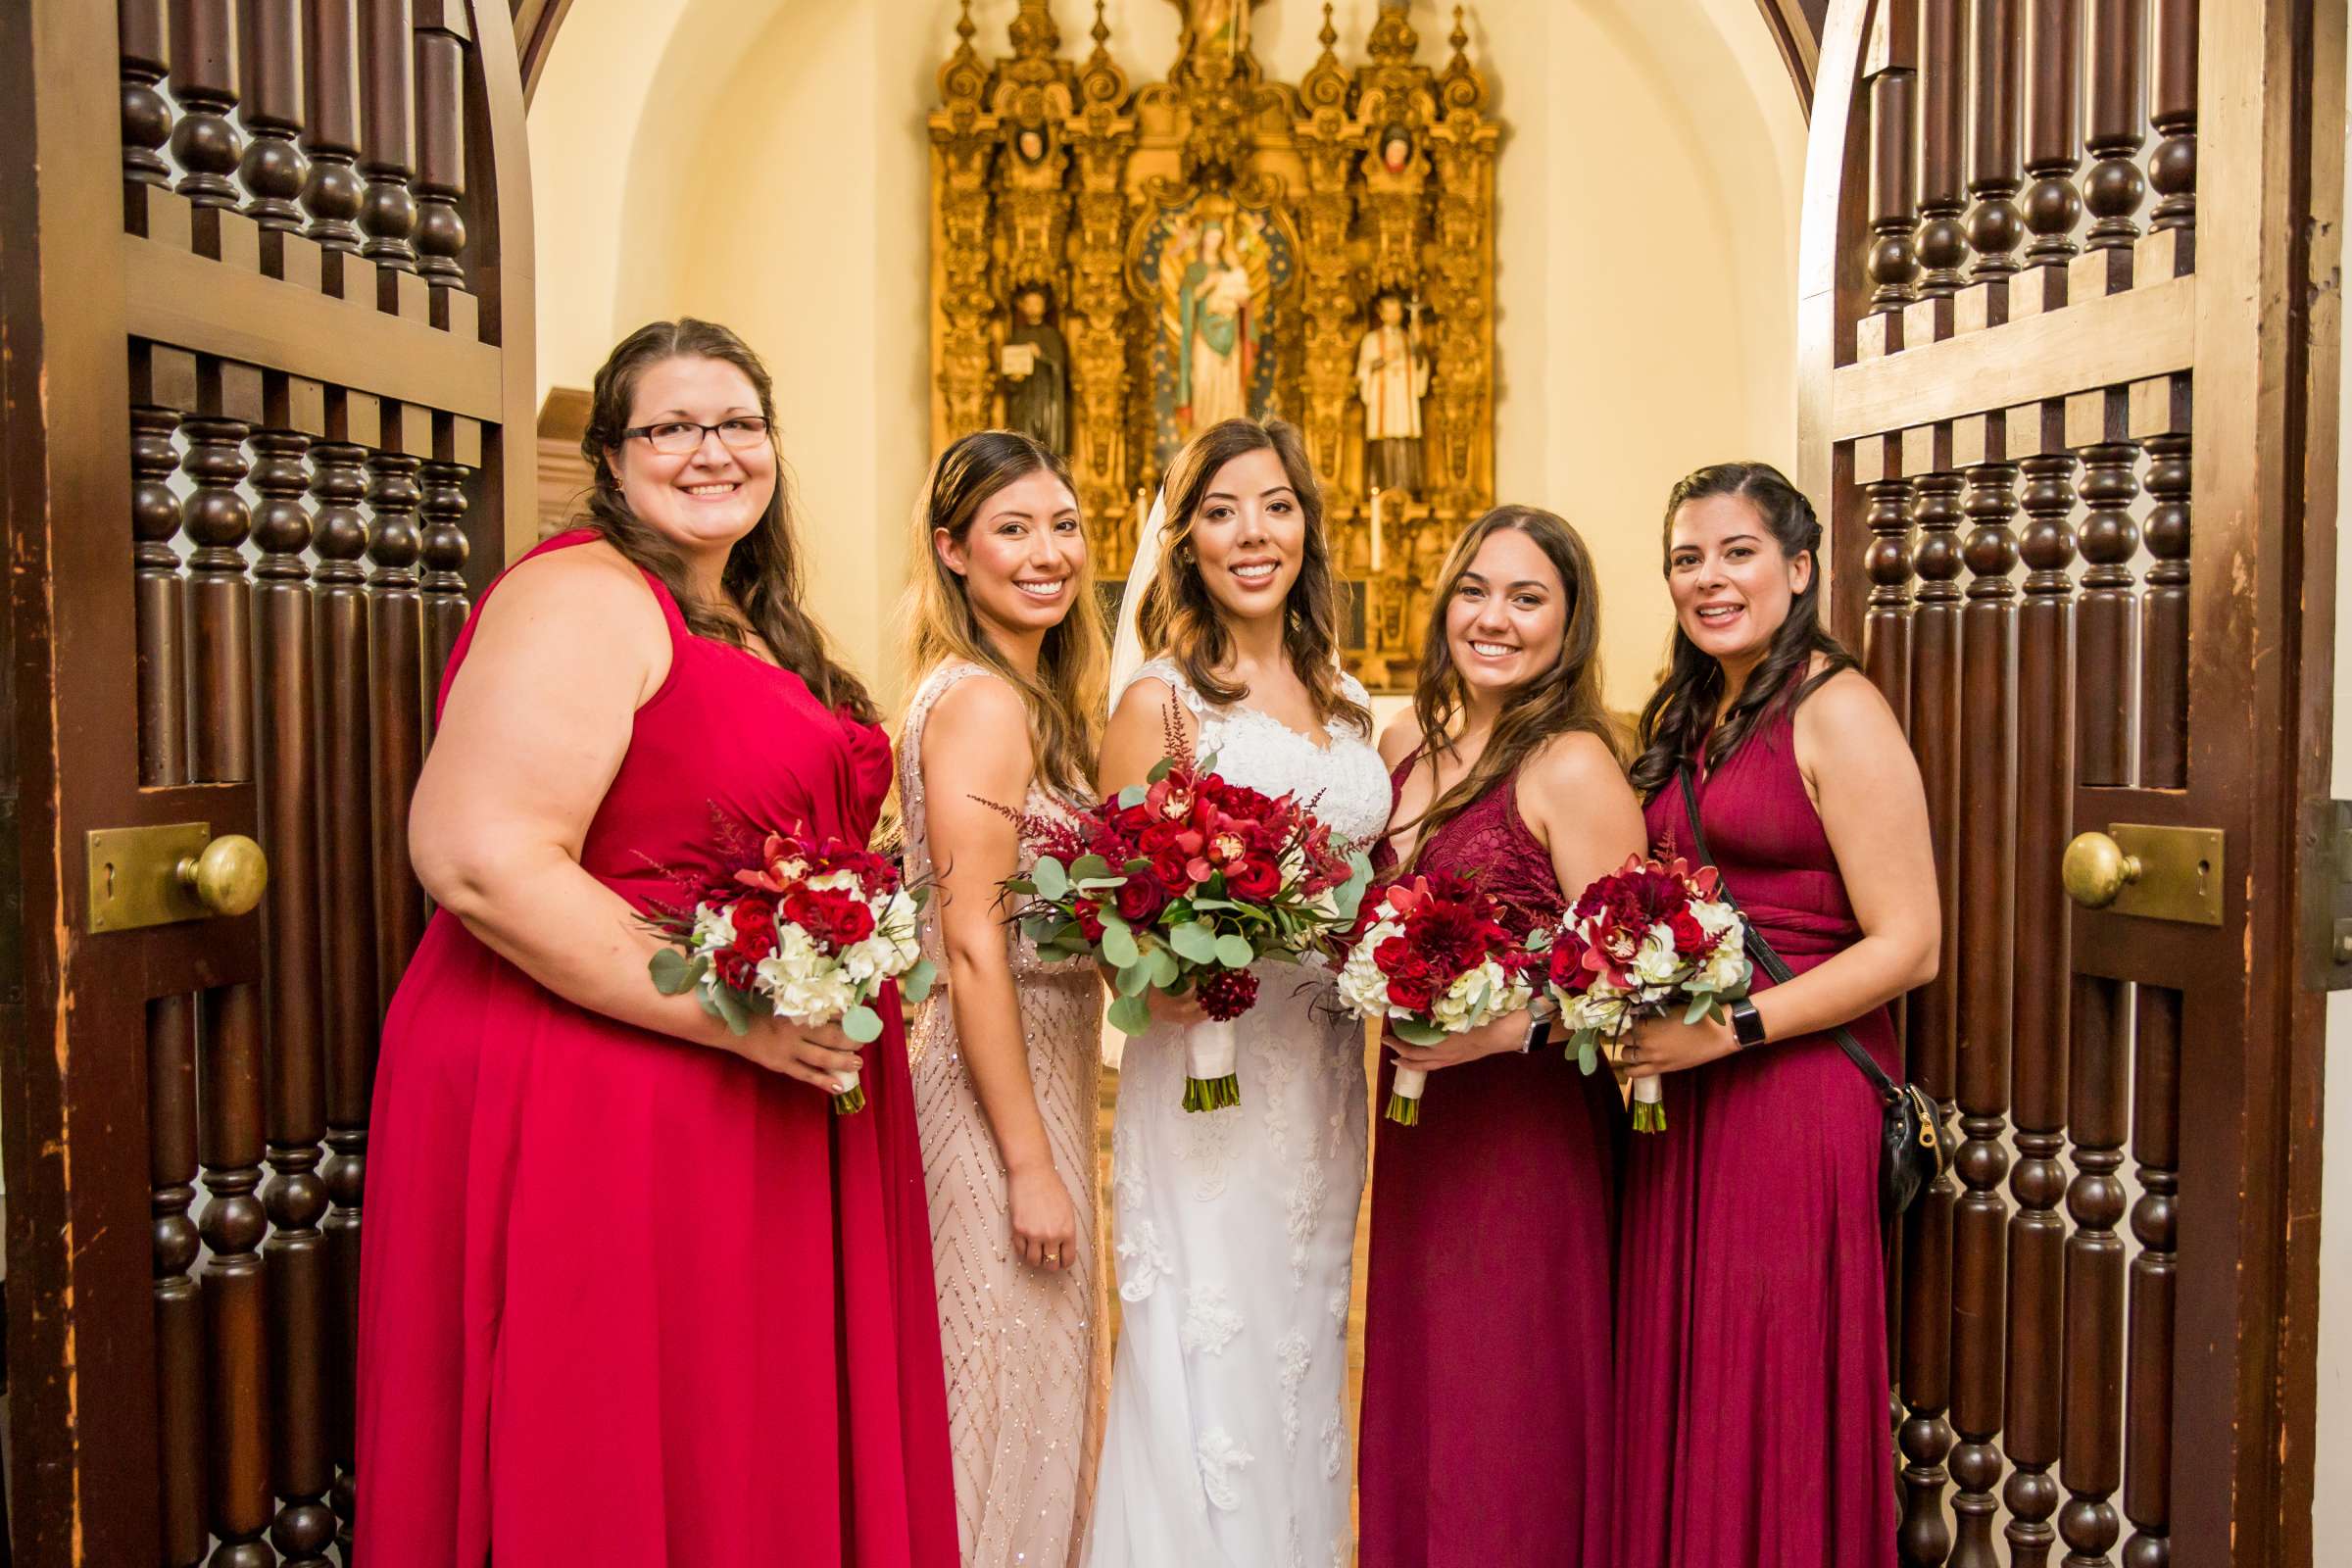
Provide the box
[928,0,1498,690]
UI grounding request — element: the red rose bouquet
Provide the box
[1002,704,1372,1111]
[1542,853,1749,1131]
[649,828,936,1114]
[1336,872,1542,1125]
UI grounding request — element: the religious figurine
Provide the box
[1355,291,1430,495]
[1187,0,1250,66]
[1177,220,1258,434]
[1002,285,1069,455]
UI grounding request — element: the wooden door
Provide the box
[1797,2,2334,1564]
[0,2,536,1561]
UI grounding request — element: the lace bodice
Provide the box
[1120,657,1391,852]
[899,661,1094,988]
[1375,753,1566,936]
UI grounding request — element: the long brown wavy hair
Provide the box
[1395,506,1623,867]
[1627,461,1855,798]
[1136,416,1370,735]
[900,429,1107,801]
[580,318,876,722]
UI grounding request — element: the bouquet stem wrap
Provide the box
[832,1069,865,1116]
[1627,1071,1663,1132]
[1385,1066,1428,1126]
[1183,1017,1241,1112]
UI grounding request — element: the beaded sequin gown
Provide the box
[1084,658,1393,1568]
[901,661,1107,1568]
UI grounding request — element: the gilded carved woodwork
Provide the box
[929,0,1497,690]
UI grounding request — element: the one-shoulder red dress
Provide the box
[1612,696,1896,1568]
[356,530,956,1566]
[1357,760,1623,1567]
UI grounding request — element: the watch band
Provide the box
[1730,998,1766,1050]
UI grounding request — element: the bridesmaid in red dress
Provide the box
[356,319,956,1565]
[1358,507,1645,1567]
[1611,463,1937,1568]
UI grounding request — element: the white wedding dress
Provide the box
[1084,657,1393,1568]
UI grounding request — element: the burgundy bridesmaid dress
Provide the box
[1357,760,1623,1567]
[1612,696,1897,1568]
[356,530,956,1566]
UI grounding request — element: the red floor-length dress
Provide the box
[1612,697,1897,1568]
[1357,760,1623,1567]
[356,530,956,1566]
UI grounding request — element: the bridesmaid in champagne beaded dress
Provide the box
[898,432,1111,1567]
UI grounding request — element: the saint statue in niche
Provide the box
[1001,285,1069,455]
[1356,291,1429,494]
[1186,0,1250,65]
[1177,220,1257,432]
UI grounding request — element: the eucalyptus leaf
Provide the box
[901,959,937,1005]
[1149,947,1182,988]
[1169,922,1218,963]
[649,947,699,996]
[1071,854,1112,882]
[1683,993,1715,1026]
[1102,922,1141,970]
[710,986,752,1037]
[1147,756,1174,784]
[842,1004,884,1044]
[1116,961,1153,997]
[1031,857,1070,901]
[1392,1018,1447,1047]
[1118,784,1148,809]
[1108,992,1154,1037]
[1213,933,1254,969]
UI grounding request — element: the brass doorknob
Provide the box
[174,834,268,917]
[2062,831,2141,909]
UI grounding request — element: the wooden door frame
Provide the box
[0,2,537,1559]
[1796,1,2338,1560]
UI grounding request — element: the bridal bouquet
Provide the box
[648,828,936,1114]
[1543,853,1749,1132]
[1336,872,1542,1126]
[1001,704,1372,1111]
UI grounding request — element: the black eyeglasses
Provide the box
[620,416,772,456]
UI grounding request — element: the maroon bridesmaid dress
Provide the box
[1612,696,1897,1568]
[1357,759,1623,1568]
[356,530,956,1566]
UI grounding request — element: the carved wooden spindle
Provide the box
[2139,415,2191,788]
[121,0,173,190]
[1868,67,1922,313]
[311,397,380,1559]
[413,2,471,286]
[1968,0,2026,278]
[418,424,474,711]
[150,993,207,1567]
[1915,0,1971,297]
[2022,0,2082,268]
[1950,434,2021,1568]
[251,375,336,1567]
[2005,430,2078,1568]
[2123,985,2180,1568]
[181,364,260,788]
[2150,0,2197,243]
[359,0,419,271]
[368,419,428,1007]
[2061,973,2131,1567]
[1860,452,1916,727]
[303,0,368,253]
[2082,0,2146,252]
[2075,420,2141,788]
[237,0,308,232]
[1907,464,1963,1143]
[131,345,193,788]
[168,0,244,210]
[199,980,273,1567]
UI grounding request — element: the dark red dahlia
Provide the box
[1194,965,1260,1021]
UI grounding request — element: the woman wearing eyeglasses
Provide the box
[356,319,956,1566]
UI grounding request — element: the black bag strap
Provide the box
[1677,765,1900,1105]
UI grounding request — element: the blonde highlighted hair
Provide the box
[901,430,1107,800]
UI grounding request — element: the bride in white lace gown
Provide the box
[1085,420,1392,1568]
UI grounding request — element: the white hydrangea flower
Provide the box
[1631,926,1684,988]
[689,901,737,955]
[1336,914,1404,1018]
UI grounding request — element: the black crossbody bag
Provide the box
[1678,766,1945,1220]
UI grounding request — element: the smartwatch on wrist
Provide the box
[1729,998,1767,1050]
[1520,1015,1551,1054]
